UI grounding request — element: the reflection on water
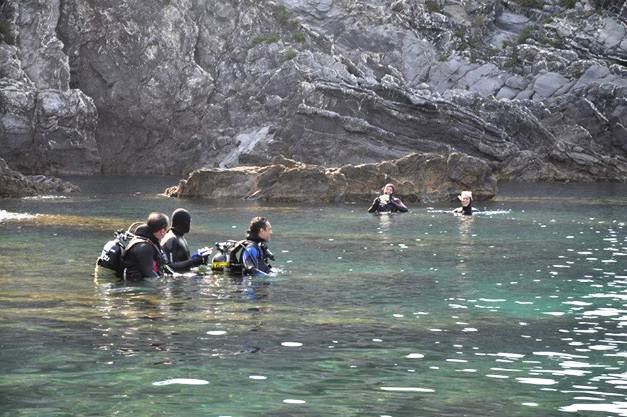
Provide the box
[0,178,625,417]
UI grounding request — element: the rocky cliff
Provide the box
[0,0,100,175]
[0,0,625,185]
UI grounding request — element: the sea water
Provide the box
[0,178,625,417]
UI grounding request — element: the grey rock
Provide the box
[532,72,569,99]
[0,79,99,175]
[0,0,624,185]
[0,44,29,82]
[15,0,70,90]
[597,17,625,51]
[573,64,611,92]
[496,86,518,99]
[495,12,530,33]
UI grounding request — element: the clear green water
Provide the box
[0,178,626,417]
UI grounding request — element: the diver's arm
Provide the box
[367,197,380,213]
[391,197,408,212]
[161,236,201,271]
[168,258,200,272]
[136,244,160,278]
[242,246,269,276]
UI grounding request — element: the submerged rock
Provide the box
[0,157,79,198]
[165,153,497,203]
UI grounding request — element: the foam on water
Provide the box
[0,209,36,222]
[152,378,209,386]
[559,402,627,415]
[281,342,303,347]
[22,195,68,200]
[380,387,435,393]
[516,378,558,385]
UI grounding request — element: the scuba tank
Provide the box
[210,240,248,273]
[97,222,144,275]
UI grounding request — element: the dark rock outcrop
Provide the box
[0,157,79,197]
[164,153,497,203]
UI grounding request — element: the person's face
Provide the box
[155,227,168,241]
[258,222,273,241]
[383,185,394,195]
[461,197,471,207]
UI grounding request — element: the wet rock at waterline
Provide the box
[164,153,497,203]
[0,157,79,198]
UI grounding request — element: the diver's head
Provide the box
[147,212,169,241]
[458,191,472,208]
[171,208,191,234]
[247,216,272,241]
[134,223,151,237]
[383,183,395,195]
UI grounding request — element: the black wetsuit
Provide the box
[454,203,473,216]
[162,229,203,272]
[121,225,165,280]
[368,195,408,213]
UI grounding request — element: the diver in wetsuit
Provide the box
[242,216,274,276]
[161,208,211,272]
[368,183,408,213]
[452,191,474,216]
[121,212,169,280]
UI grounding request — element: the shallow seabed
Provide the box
[0,178,626,417]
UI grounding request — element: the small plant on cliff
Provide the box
[473,14,486,28]
[425,0,442,13]
[272,4,299,29]
[504,45,522,70]
[285,48,298,60]
[292,31,305,43]
[517,25,534,44]
[0,20,15,45]
[516,0,543,9]
[562,0,576,8]
[253,33,281,45]
[273,4,290,24]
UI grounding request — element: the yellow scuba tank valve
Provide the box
[210,253,230,271]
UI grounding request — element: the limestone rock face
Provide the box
[0,2,100,175]
[165,153,497,203]
[57,0,214,174]
[0,157,79,197]
[0,0,625,183]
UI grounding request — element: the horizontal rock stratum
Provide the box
[165,153,497,203]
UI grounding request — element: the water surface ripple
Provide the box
[0,179,625,417]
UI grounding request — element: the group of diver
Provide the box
[95,182,474,281]
[95,211,274,280]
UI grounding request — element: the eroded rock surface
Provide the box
[0,0,625,183]
[165,153,497,203]
[0,1,100,175]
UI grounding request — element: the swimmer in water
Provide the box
[368,183,408,214]
[452,191,474,216]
